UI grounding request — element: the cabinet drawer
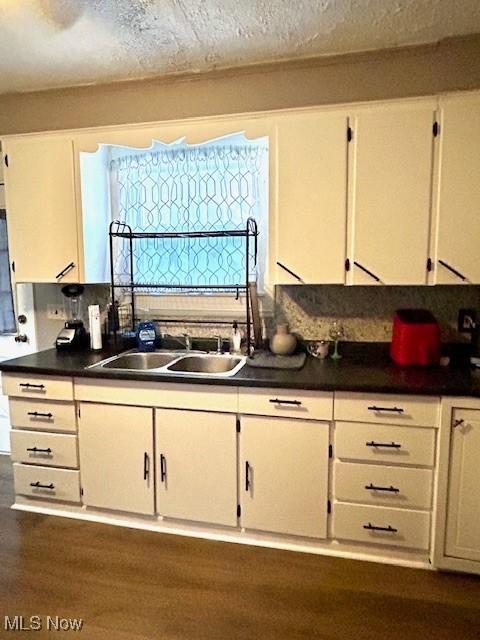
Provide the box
[9,398,77,433]
[333,502,430,550]
[238,388,333,421]
[3,373,73,401]
[13,463,80,503]
[335,422,435,467]
[11,430,78,469]
[334,392,438,426]
[334,461,433,509]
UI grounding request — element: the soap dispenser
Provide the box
[231,321,242,354]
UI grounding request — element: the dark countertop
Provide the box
[1,343,480,397]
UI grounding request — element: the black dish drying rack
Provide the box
[108,217,259,353]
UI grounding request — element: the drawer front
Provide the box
[3,373,73,401]
[10,430,78,469]
[238,388,333,421]
[335,422,435,467]
[13,463,80,503]
[334,392,439,427]
[9,398,77,433]
[333,502,431,550]
[334,461,433,509]
[74,378,238,413]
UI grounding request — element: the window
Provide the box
[107,133,269,293]
[0,211,15,334]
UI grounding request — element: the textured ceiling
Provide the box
[0,0,479,94]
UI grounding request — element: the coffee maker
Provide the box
[55,284,88,350]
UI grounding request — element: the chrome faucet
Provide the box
[214,335,223,354]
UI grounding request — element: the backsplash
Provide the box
[274,285,480,343]
[33,283,480,348]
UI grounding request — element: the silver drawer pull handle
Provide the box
[27,411,53,419]
[365,483,400,494]
[26,447,53,455]
[366,441,402,449]
[269,398,302,406]
[30,481,55,490]
[363,522,398,533]
[367,406,404,413]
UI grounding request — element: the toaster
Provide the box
[390,309,440,366]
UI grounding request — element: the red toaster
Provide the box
[390,309,440,366]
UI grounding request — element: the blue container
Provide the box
[136,321,157,352]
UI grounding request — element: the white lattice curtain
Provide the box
[108,133,268,291]
[0,211,15,334]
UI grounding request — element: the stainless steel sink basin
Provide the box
[102,352,178,370]
[166,354,245,376]
[88,350,246,377]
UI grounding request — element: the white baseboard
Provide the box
[12,499,432,571]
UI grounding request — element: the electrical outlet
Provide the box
[47,304,66,321]
[458,308,477,333]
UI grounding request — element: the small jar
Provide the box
[270,324,297,356]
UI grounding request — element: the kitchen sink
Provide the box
[102,351,179,370]
[166,354,245,376]
[89,350,246,377]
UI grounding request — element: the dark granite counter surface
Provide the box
[1,342,479,397]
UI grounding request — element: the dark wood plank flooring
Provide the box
[0,455,479,639]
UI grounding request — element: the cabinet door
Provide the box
[275,112,348,284]
[240,415,329,538]
[3,137,79,283]
[155,409,237,527]
[433,95,480,284]
[348,102,436,285]
[445,409,480,561]
[78,403,154,515]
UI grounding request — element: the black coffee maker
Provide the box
[55,284,88,350]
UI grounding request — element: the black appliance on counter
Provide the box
[55,284,88,351]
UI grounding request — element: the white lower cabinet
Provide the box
[239,415,329,539]
[78,403,155,515]
[444,408,480,562]
[155,409,238,527]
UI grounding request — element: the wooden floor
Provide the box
[0,456,479,639]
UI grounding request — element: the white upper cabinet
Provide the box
[347,101,436,285]
[3,137,80,283]
[275,111,348,284]
[432,94,480,284]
